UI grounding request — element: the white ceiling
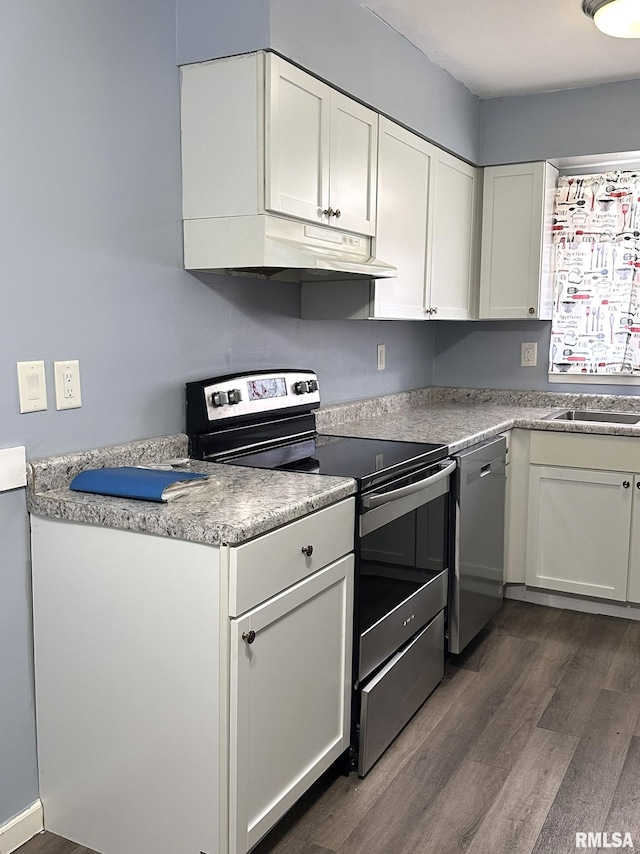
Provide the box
[357,0,640,98]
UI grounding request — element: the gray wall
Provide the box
[480,77,640,166]
[433,320,626,394]
[176,0,270,65]
[176,0,481,162]
[434,319,640,397]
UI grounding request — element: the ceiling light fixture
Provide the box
[582,0,640,37]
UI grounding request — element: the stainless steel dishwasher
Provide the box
[448,436,507,654]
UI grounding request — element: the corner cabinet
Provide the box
[30,498,355,854]
[181,51,377,236]
[302,117,479,321]
[478,161,558,320]
[524,432,640,603]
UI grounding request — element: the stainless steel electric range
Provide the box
[186,369,453,777]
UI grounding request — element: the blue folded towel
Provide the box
[70,466,208,502]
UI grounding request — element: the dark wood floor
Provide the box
[18,601,640,854]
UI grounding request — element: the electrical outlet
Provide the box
[54,360,82,410]
[377,344,386,371]
[521,342,537,367]
[17,361,47,412]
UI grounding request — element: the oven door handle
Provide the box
[362,460,456,509]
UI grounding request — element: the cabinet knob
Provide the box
[432,306,438,315]
[623,480,631,489]
[242,630,256,645]
[301,545,314,557]
[334,208,341,219]
[528,307,536,315]
[322,207,335,217]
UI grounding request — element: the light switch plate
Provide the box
[377,344,386,371]
[17,361,47,412]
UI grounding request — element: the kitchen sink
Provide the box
[545,409,640,425]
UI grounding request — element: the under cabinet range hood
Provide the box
[182,214,397,282]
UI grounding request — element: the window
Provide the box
[549,171,640,379]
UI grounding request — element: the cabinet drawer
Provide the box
[530,431,640,472]
[228,498,355,616]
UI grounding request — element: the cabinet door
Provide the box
[479,161,557,319]
[265,54,331,225]
[627,476,640,603]
[328,92,378,236]
[372,117,433,319]
[526,465,632,600]
[429,150,478,320]
[229,555,354,854]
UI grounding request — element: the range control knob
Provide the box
[212,391,229,407]
[308,379,319,392]
[294,381,310,394]
[227,388,242,405]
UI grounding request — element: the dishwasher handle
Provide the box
[465,453,505,486]
[362,460,456,509]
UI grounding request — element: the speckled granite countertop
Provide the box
[27,386,640,546]
[27,435,355,547]
[316,387,640,453]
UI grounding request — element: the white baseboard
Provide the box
[505,584,640,621]
[0,801,44,854]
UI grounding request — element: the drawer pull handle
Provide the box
[242,630,256,645]
[301,545,314,557]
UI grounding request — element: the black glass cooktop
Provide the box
[225,433,449,490]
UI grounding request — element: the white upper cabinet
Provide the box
[368,118,478,320]
[265,58,331,226]
[429,147,479,320]
[181,52,377,237]
[479,161,558,319]
[372,118,434,319]
[265,54,378,235]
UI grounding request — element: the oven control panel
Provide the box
[187,370,320,425]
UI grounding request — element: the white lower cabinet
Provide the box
[524,432,640,603]
[526,465,632,600]
[30,497,355,854]
[229,555,353,854]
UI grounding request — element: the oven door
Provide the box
[357,459,454,683]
